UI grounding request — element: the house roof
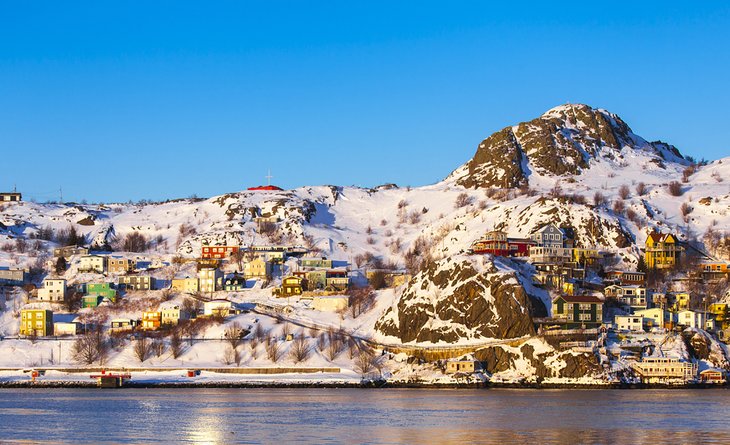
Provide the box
[555,295,603,304]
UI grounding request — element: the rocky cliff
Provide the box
[375,255,545,344]
[448,103,688,188]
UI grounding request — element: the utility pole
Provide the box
[266,169,273,186]
[59,186,63,203]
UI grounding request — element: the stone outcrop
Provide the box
[375,256,539,344]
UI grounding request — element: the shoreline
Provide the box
[1,379,726,390]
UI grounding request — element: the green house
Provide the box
[552,295,604,328]
[301,257,333,269]
[224,275,246,291]
[85,283,117,303]
[82,295,103,308]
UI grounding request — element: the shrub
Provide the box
[454,193,473,209]
[635,182,647,196]
[618,185,630,200]
[593,192,607,207]
[613,199,626,215]
[667,181,683,197]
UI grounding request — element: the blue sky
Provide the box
[1,2,728,203]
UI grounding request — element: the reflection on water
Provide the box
[0,388,728,444]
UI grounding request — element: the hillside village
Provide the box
[1,104,730,387]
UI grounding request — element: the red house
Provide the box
[247,185,284,191]
[506,238,536,257]
[201,246,239,259]
[472,231,510,256]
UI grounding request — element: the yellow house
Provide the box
[710,303,729,329]
[20,309,53,336]
[171,277,199,294]
[276,276,303,298]
[673,292,691,311]
[644,232,682,269]
[244,258,271,280]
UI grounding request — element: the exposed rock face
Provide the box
[449,104,687,188]
[474,339,602,379]
[375,256,538,344]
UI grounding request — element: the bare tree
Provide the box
[72,329,108,365]
[224,322,245,349]
[289,334,312,363]
[636,182,647,196]
[170,330,184,359]
[281,322,291,339]
[223,344,242,366]
[353,350,375,377]
[265,337,283,363]
[325,330,344,361]
[122,232,149,252]
[249,334,259,360]
[134,337,152,362]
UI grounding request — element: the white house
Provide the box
[53,321,81,336]
[614,315,644,332]
[160,302,191,325]
[677,310,714,330]
[204,299,234,317]
[198,267,223,294]
[37,278,66,302]
[605,285,648,311]
[311,295,349,312]
[79,255,107,273]
[635,308,674,329]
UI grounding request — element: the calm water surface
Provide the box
[0,388,727,444]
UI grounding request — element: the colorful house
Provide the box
[141,311,161,330]
[110,318,139,331]
[108,257,135,274]
[471,231,509,256]
[644,231,683,269]
[20,309,53,336]
[325,270,350,291]
[604,285,648,311]
[82,295,103,308]
[171,277,199,294]
[301,257,334,269]
[709,303,729,330]
[604,270,646,286]
[85,283,117,302]
[243,258,271,279]
[224,274,246,291]
[118,275,155,291]
[276,276,303,297]
[201,245,239,260]
[552,295,604,328]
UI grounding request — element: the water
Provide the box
[0,388,727,444]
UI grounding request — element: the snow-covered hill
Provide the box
[1,104,730,382]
